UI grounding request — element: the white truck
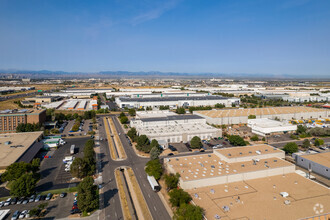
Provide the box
[147,175,160,191]
[70,145,75,155]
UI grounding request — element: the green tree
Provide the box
[297,125,307,134]
[302,139,311,149]
[145,159,163,180]
[228,135,246,146]
[120,116,128,124]
[1,162,32,182]
[150,147,161,160]
[150,139,159,149]
[169,188,192,207]
[250,135,259,141]
[174,203,204,220]
[77,176,99,213]
[10,173,37,197]
[190,136,202,149]
[283,142,298,154]
[176,107,186,114]
[215,103,225,108]
[127,127,137,140]
[70,158,88,179]
[314,138,324,146]
[128,108,136,116]
[248,115,256,119]
[136,135,151,152]
[164,173,180,190]
[83,140,96,175]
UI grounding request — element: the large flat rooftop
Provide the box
[0,131,43,168]
[186,173,330,220]
[0,109,44,115]
[119,95,229,102]
[139,114,203,122]
[167,153,291,181]
[301,152,330,168]
[214,144,281,159]
[195,106,327,118]
[137,123,217,137]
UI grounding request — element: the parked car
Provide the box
[45,193,52,201]
[168,145,177,151]
[11,197,18,205]
[19,210,28,219]
[0,201,4,208]
[17,197,25,204]
[60,192,67,198]
[29,195,36,203]
[22,198,29,204]
[167,153,174,156]
[4,198,11,206]
[35,194,41,202]
[11,210,20,220]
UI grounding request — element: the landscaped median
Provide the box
[114,168,132,220]
[103,117,119,160]
[109,117,127,159]
[125,167,152,220]
[115,167,153,220]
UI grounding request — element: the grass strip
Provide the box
[103,117,117,160]
[115,169,132,220]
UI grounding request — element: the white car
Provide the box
[212,146,218,149]
[0,201,4,207]
[19,210,28,219]
[65,167,70,172]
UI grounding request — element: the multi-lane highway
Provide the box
[97,115,171,220]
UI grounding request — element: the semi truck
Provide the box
[70,145,75,155]
[147,175,160,191]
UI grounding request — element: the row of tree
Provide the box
[1,159,40,197]
[70,139,96,178]
[118,112,128,124]
[16,123,42,132]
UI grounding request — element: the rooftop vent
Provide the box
[239,152,242,155]
[228,153,231,156]
[210,189,215,194]
[241,164,245,167]
[265,149,268,152]
[274,159,277,162]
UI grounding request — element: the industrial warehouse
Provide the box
[0,131,43,170]
[293,151,330,179]
[116,95,240,109]
[130,111,221,145]
[194,106,329,125]
[247,118,297,137]
[164,145,330,220]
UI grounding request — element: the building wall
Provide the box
[195,110,329,125]
[178,165,295,189]
[295,155,330,179]
[0,110,46,133]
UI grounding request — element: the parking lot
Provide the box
[61,119,92,137]
[36,137,90,192]
[0,192,75,219]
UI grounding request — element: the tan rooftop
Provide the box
[215,144,280,159]
[167,153,291,181]
[195,106,327,118]
[186,173,330,220]
[0,131,43,168]
[301,152,330,168]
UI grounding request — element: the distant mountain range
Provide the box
[0,69,329,80]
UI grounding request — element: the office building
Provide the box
[0,109,46,133]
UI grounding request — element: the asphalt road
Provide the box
[97,115,171,220]
[0,89,55,102]
[269,137,330,148]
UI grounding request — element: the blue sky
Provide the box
[0,0,329,76]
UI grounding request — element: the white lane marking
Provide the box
[139,175,142,178]
[143,183,146,187]
[115,212,117,217]
[154,206,157,211]
[148,193,150,198]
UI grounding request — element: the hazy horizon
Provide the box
[0,0,330,77]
